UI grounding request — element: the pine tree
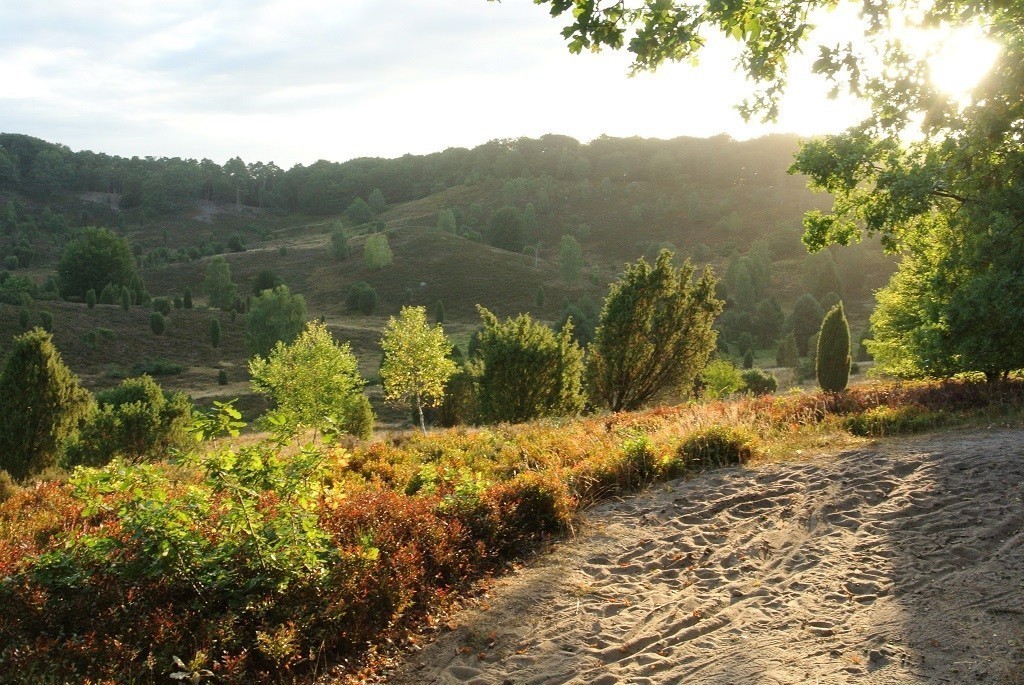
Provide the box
[0,328,92,480]
[86,289,97,309]
[150,311,165,335]
[775,332,799,368]
[183,286,193,309]
[816,303,851,392]
[120,288,131,311]
[535,285,546,309]
[210,318,222,348]
[433,299,445,324]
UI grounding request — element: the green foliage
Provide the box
[250,320,371,436]
[487,206,525,252]
[535,285,546,309]
[132,358,185,376]
[183,286,193,309]
[752,297,784,347]
[330,228,351,259]
[380,307,459,433]
[245,285,307,358]
[700,359,744,400]
[0,275,36,305]
[85,288,96,309]
[3,255,17,271]
[346,281,378,315]
[251,269,283,296]
[210,317,221,348]
[0,469,18,503]
[217,368,228,385]
[346,196,374,224]
[742,350,754,369]
[775,331,799,368]
[588,250,723,411]
[151,296,172,315]
[475,306,586,424]
[676,426,757,471]
[788,294,823,357]
[368,188,387,214]
[149,311,165,335]
[204,255,238,310]
[38,310,53,332]
[62,375,193,468]
[227,233,246,253]
[363,233,393,269]
[57,227,144,299]
[737,331,754,356]
[436,365,481,427]
[18,307,29,330]
[435,208,457,233]
[816,303,851,393]
[559,234,584,283]
[0,328,92,480]
[741,368,778,396]
[433,299,445,324]
[843,404,948,437]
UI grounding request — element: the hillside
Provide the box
[0,132,896,426]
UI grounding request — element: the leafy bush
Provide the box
[843,405,948,437]
[330,228,351,259]
[0,275,36,305]
[363,233,393,269]
[218,368,228,385]
[245,285,307,357]
[741,368,778,396]
[150,310,165,335]
[131,358,184,376]
[4,255,18,270]
[675,426,757,471]
[700,359,744,399]
[346,281,378,315]
[38,310,53,332]
[57,227,145,299]
[151,296,172,315]
[85,288,96,309]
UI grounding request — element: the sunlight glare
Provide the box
[928,26,1001,102]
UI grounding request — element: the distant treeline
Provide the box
[0,132,807,217]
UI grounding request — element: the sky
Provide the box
[0,1,990,168]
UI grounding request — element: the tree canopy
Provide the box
[245,285,307,358]
[57,227,144,299]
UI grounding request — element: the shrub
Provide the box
[843,404,948,437]
[741,368,778,396]
[210,317,221,348]
[183,286,193,309]
[346,282,378,315]
[150,311,165,335]
[38,310,53,332]
[816,302,851,393]
[700,359,744,399]
[218,368,228,385]
[0,468,18,502]
[775,332,799,368]
[251,269,283,296]
[204,255,238,310]
[742,349,754,369]
[152,296,172,315]
[57,227,145,299]
[436,366,480,427]
[0,328,93,480]
[4,255,18,270]
[18,307,29,329]
[131,359,184,376]
[245,285,307,358]
[676,426,757,471]
[62,375,193,468]
[535,285,546,308]
[120,288,131,311]
[330,228,351,259]
[85,288,97,309]
[364,233,393,269]
[227,233,246,252]
[173,296,183,309]
[339,392,375,440]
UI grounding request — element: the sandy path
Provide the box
[388,429,1024,684]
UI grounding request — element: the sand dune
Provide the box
[388,429,1024,684]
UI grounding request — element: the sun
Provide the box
[927,25,1001,103]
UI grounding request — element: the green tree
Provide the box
[588,250,723,412]
[0,328,92,480]
[183,286,193,309]
[816,303,851,392]
[330,227,351,259]
[436,208,457,233]
[251,269,283,297]
[363,233,393,269]
[57,227,144,299]
[433,299,445,324]
[245,285,307,358]
[535,285,546,309]
[559,234,584,283]
[346,197,374,224]
[700,359,744,400]
[752,298,784,348]
[249,320,371,437]
[150,311,165,335]
[487,206,525,252]
[210,317,222,348]
[475,306,586,424]
[775,332,800,368]
[788,294,823,357]
[368,188,387,214]
[85,289,97,309]
[380,306,458,433]
[204,255,238,310]
[346,282,378,315]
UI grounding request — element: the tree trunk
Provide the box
[416,395,427,434]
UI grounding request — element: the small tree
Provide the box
[380,306,458,433]
[433,299,445,324]
[789,294,824,357]
[816,302,851,393]
[210,318,222,348]
[120,289,132,311]
[38,310,53,332]
[368,188,387,214]
[245,285,307,358]
[330,228,351,260]
[742,349,754,369]
[700,359,745,400]
[217,368,228,385]
[18,307,29,329]
[0,328,92,480]
[57,227,145,299]
[346,282,377,315]
[436,208,457,233]
[249,320,371,437]
[152,296,172,315]
[559,234,584,283]
[150,311,165,335]
[183,286,193,309]
[535,285,546,308]
[487,206,525,252]
[204,255,238,310]
[363,233,393,269]
[588,250,723,411]
[475,306,586,424]
[251,269,283,297]
[85,289,97,309]
[346,197,374,225]
[775,332,799,368]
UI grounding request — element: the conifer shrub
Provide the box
[675,426,757,471]
[38,310,53,332]
[99,283,116,305]
[218,368,228,385]
[132,358,184,376]
[433,299,445,324]
[346,282,378,315]
[152,296,172,315]
[775,332,799,367]
[816,303,851,393]
[535,285,546,308]
[741,368,778,396]
[173,296,183,309]
[85,288,97,309]
[183,286,193,309]
[210,317,221,348]
[120,289,132,311]
[150,311,165,335]
[3,255,17,271]
[742,350,754,369]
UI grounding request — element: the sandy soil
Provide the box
[389,428,1024,684]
